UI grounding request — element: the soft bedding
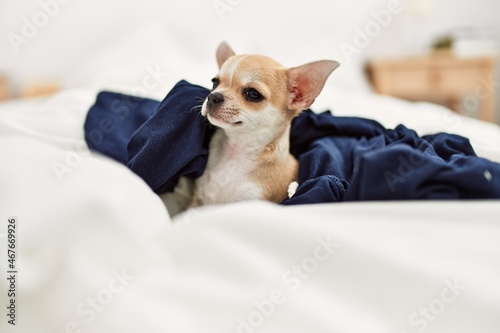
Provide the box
[1,86,500,333]
[84,80,500,205]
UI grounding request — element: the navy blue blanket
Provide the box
[84,80,500,204]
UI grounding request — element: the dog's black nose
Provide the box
[207,92,224,105]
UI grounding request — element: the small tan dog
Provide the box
[190,42,339,207]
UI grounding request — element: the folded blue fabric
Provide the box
[84,80,500,204]
[85,81,215,193]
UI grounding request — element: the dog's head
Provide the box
[201,42,339,132]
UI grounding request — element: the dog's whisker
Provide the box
[239,112,254,124]
[190,105,202,111]
[190,102,205,114]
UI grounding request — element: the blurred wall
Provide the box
[0,0,499,120]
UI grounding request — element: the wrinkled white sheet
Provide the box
[1,84,500,333]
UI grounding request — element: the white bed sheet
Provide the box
[1,81,500,333]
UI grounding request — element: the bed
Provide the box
[1,24,500,333]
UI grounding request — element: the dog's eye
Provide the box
[211,78,220,90]
[244,88,264,102]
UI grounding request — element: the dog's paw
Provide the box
[287,181,299,199]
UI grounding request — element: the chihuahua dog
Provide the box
[190,42,339,207]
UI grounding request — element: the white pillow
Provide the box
[64,21,199,99]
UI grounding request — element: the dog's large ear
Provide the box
[216,42,236,69]
[287,60,340,111]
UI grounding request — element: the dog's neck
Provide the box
[218,123,292,163]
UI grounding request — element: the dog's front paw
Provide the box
[287,181,299,199]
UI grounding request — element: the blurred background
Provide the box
[1,0,499,123]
